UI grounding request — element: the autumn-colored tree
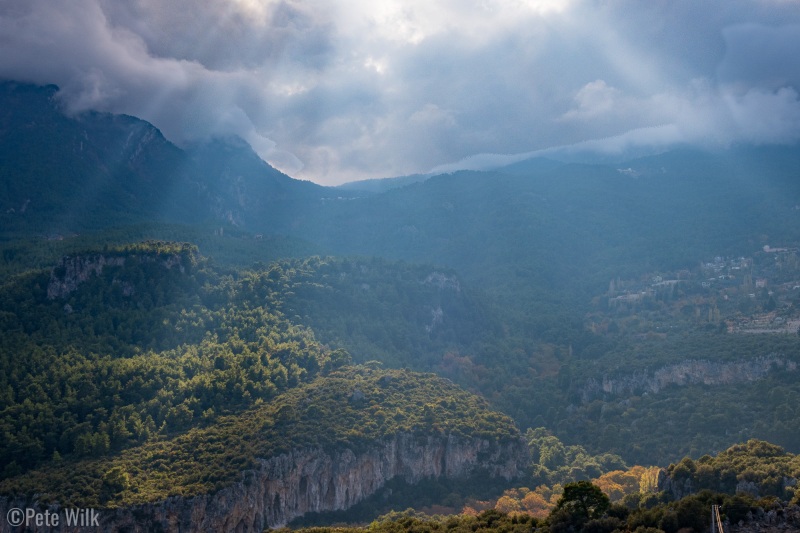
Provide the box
[520,490,553,519]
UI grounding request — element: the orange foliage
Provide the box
[488,486,557,520]
[594,465,662,502]
[479,464,663,521]
[462,499,494,516]
[520,491,552,519]
[495,495,521,514]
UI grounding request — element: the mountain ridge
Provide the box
[0,80,349,237]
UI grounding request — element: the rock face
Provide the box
[46,253,186,300]
[0,432,527,533]
[728,505,800,533]
[47,254,126,300]
[580,356,797,402]
[657,470,797,503]
[656,468,693,500]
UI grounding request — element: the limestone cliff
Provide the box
[46,252,187,300]
[579,356,797,403]
[47,254,126,300]
[0,432,527,532]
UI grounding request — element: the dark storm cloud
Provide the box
[1,0,800,183]
[718,23,800,88]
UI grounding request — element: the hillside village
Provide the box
[589,245,800,337]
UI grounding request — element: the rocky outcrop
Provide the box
[729,505,800,532]
[657,469,797,503]
[47,255,126,300]
[46,253,186,300]
[0,432,527,532]
[580,356,798,402]
[656,468,693,500]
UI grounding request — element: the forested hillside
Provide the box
[2,367,521,508]
[0,242,338,478]
[243,259,800,465]
[264,257,498,369]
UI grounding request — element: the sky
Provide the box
[1,0,800,185]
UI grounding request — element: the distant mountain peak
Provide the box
[0,79,337,234]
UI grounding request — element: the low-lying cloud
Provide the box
[1,0,799,184]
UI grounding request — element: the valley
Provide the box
[1,81,800,532]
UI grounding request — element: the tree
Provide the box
[100,466,130,502]
[554,481,611,521]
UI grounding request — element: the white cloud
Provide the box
[561,80,621,120]
[722,86,800,144]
